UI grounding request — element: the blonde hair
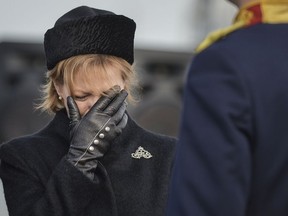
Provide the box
[37,54,139,113]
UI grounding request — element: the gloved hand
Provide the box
[66,87,128,180]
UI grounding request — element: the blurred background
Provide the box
[0,0,237,214]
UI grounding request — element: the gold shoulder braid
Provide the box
[195,0,288,53]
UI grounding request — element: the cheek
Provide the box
[76,96,101,116]
[75,102,90,117]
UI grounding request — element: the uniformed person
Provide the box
[167,0,288,215]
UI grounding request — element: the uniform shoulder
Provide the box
[202,24,287,56]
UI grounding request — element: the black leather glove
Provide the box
[66,87,128,180]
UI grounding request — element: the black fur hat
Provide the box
[44,6,136,70]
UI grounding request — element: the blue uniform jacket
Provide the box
[167,23,288,216]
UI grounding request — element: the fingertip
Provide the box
[66,96,81,120]
[113,85,121,92]
[120,89,128,98]
[67,96,75,108]
[103,86,121,97]
[66,96,72,106]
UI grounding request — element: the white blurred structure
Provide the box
[0,180,8,215]
[0,0,237,51]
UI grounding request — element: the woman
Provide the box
[0,6,176,216]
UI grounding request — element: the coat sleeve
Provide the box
[0,143,117,216]
[166,47,253,216]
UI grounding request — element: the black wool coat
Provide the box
[0,109,176,216]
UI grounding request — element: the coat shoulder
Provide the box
[134,125,177,157]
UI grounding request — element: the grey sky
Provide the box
[0,0,236,52]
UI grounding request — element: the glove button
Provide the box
[89,146,95,151]
[93,139,100,145]
[105,126,110,132]
[99,133,105,139]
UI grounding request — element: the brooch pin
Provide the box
[131,146,153,159]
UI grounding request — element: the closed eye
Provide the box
[74,94,91,101]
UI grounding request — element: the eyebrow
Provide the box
[73,90,91,95]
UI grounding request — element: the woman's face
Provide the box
[55,66,125,117]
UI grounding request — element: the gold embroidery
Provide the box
[195,0,288,53]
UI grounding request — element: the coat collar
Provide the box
[40,109,70,145]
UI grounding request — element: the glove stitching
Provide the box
[74,117,112,166]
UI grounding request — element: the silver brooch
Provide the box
[131,146,153,159]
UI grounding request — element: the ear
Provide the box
[53,80,63,97]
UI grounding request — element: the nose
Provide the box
[82,95,100,116]
[87,95,100,110]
